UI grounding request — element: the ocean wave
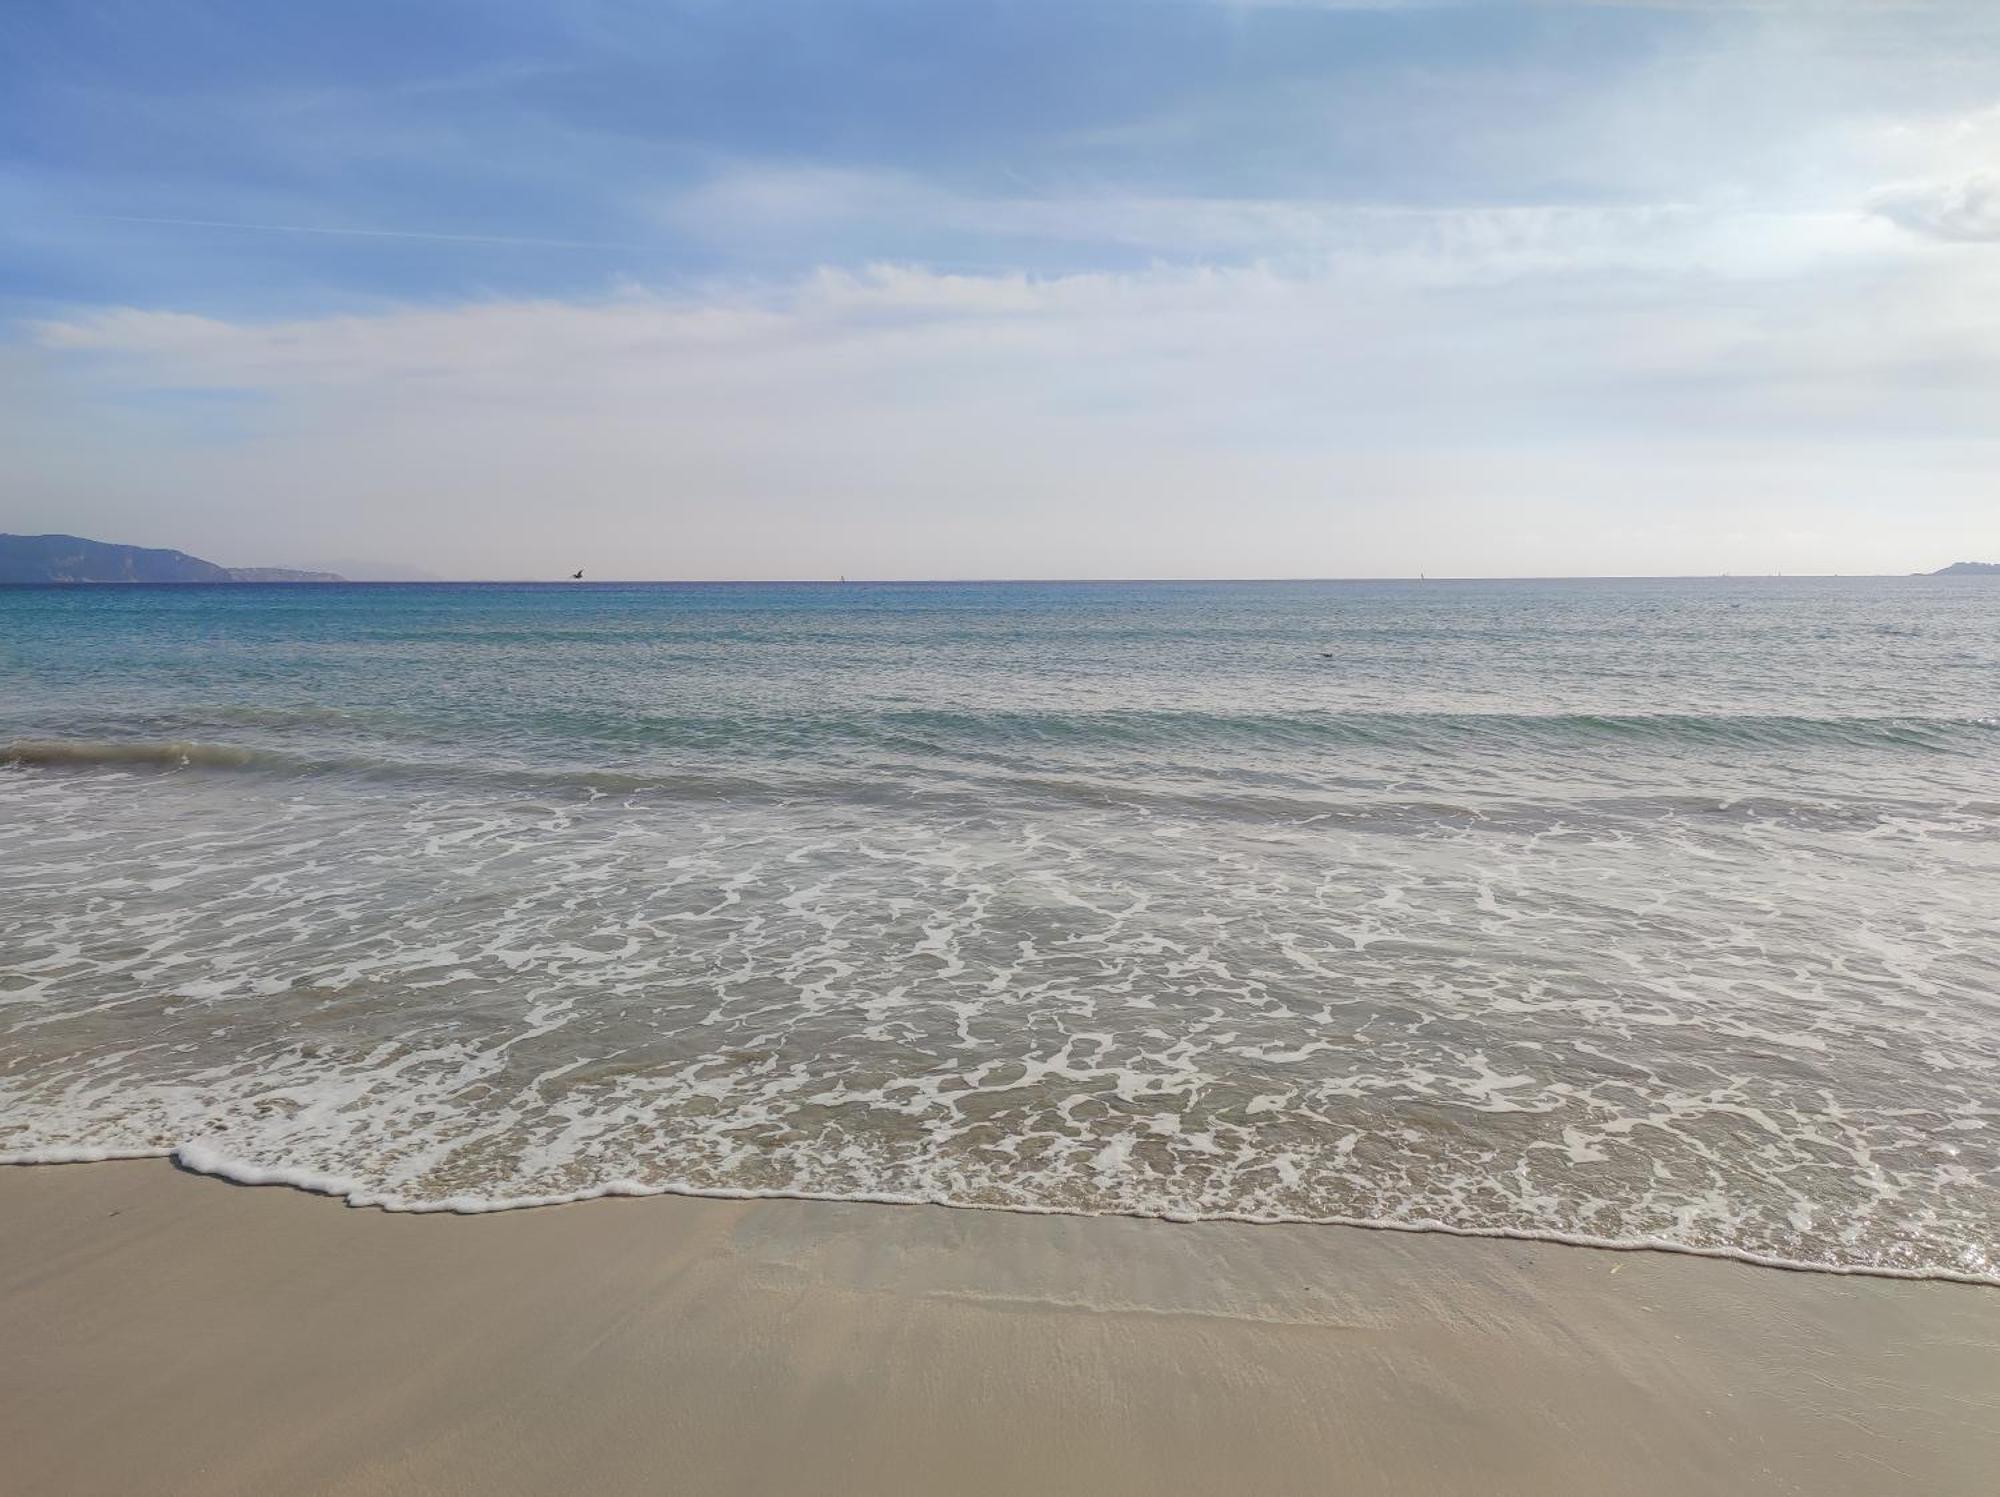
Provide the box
[10,727,1995,832]
[11,709,1999,770]
[4,738,317,772]
[892,708,2000,757]
[0,737,951,814]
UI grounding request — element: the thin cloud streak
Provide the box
[88,215,640,253]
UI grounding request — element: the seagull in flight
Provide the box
[570,568,584,580]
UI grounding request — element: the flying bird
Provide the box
[570,569,584,580]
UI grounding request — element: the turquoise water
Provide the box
[3,577,1998,1278]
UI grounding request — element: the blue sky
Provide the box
[5,1,1998,577]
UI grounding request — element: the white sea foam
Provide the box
[5,759,1996,1284]
[8,1140,1986,1288]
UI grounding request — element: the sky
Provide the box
[3,0,1997,579]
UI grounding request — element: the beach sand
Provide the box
[3,1161,1997,1496]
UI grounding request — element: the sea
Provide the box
[2,577,1996,1281]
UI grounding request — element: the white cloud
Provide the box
[1869,173,2000,242]
[665,162,1906,282]
[18,218,2000,578]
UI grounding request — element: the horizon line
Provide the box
[6,571,1976,587]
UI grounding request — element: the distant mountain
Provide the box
[1931,561,2000,575]
[223,565,346,583]
[0,533,231,584]
[0,534,343,584]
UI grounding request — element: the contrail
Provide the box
[91,214,639,251]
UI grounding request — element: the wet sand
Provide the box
[3,1160,1997,1496]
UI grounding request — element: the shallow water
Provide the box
[2,577,1997,1278]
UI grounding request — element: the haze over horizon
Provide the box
[6,1,1998,580]
[4,526,1994,585]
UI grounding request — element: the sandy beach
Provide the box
[1,1162,1995,1496]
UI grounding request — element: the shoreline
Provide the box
[5,1159,1998,1496]
[10,1145,1994,1287]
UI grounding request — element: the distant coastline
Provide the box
[5,531,1997,584]
[0,533,342,585]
